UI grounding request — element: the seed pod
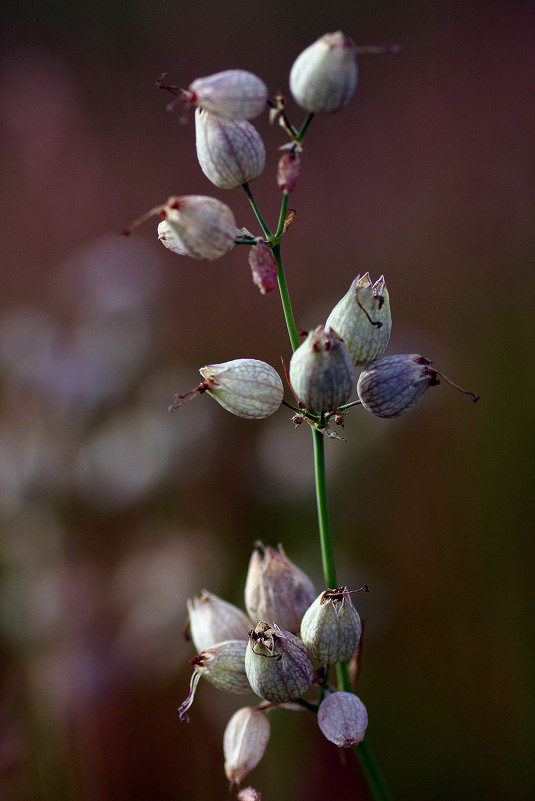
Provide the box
[164,195,237,260]
[245,543,316,634]
[187,591,252,653]
[277,152,301,193]
[317,691,368,747]
[188,70,269,120]
[300,587,361,664]
[248,243,278,294]
[223,707,270,784]
[326,274,391,366]
[357,354,440,418]
[178,640,251,722]
[195,109,266,189]
[245,622,314,703]
[289,32,358,114]
[289,326,354,413]
[237,789,261,801]
[200,359,283,419]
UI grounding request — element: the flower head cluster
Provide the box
[180,543,367,785]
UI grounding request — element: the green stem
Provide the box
[274,192,290,239]
[312,427,337,588]
[272,244,300,352]
[243,183,272,239]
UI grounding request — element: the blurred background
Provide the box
[0,1,533,799]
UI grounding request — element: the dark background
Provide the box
[0,1,533,799]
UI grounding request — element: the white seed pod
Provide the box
[289,31,358,114]
[187,591,252,653]
[199,359,283,420]
[357,354,439,418]
[188,70,268,120]
[245,622,314,704]
[317,691,368,747]
[178,640,251,722]
[326,274,391,366]
[195,109,266,190]
[237,789,261,801]
[248,243,278,295]
[244,543,316,634]
[164,195,237,260]
[223,707,270,784]
[300,587,361,664]
[289,326,354,412]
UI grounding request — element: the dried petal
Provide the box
[277,152,301,193]
[248,244,278,294]
[223,707,270,784]
[245,622,314,703]
[244,543,316,633]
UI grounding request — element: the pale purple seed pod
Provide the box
[277,152,301,193]
[357,354,439,418]
[178,640,251,722]
[163,195,237,260]
[289,326,354,412]
[248,243,278,295]
[195,109,266,190]
[300,587,361,664]
[199,359,283,419]
[245,622,314,703]
[289,32,358,114]
[317,691,368,747]
[237,788,261,801]
[223,707,270,784]
[187,591,252,653]
[188,70,269,120]
[326,274,392,366]
[245,543,316,634]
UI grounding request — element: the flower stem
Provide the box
[272,244,300,352]
[312,427,337,588]
[243,183,272,239]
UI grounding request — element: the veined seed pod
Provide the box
[178,640,251,722]
[187,70,268,120]
[317,691,368,747]
[237,789,262,801]
[248,243,278,295]
[300,587,361,664]
[157,219,188,255]
[187,591,252,653]
[289,326,354,412]
[326,274,391,366]
[164,195,237,260]
[357,354,439,418]
[245,543,316,634]
[223,707,270,784]
[289,32,358,114]
[195,109,266,189]
[245,622,314,704]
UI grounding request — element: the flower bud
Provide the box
[289,32,358,114]
[199,359,283,419]
[300,587,361,664]
[223,707,270,784]
[357,354,440,418]
[178,640,250,721]
[195,109,266,189]
[245,543,316,633]
[245,622,314,703]
[277,152,301,193]
[326,274,391,366]
[248,243,278,295]
[187,591,252,653]
[164,195,237,260]
[289,326,354,412]
[188,70,268,120]
[317,691,368,747]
